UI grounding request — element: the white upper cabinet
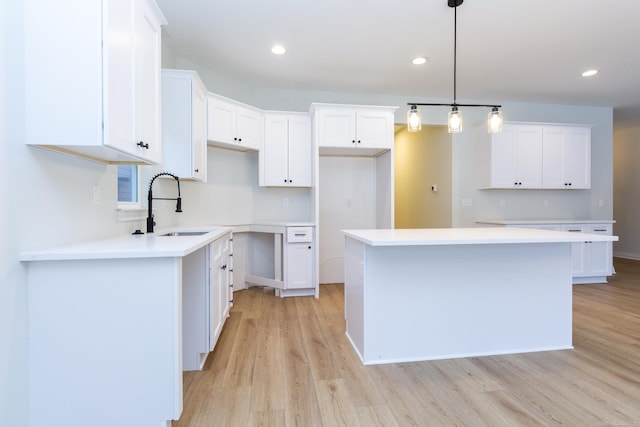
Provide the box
[478,122,591,190]
[24,0,166,164]
[311,104,397,156]
[261,113,312,187]
[542,126,591,189]
[159,69,207,181]
[483,124,543,189]
[206,94,264,151]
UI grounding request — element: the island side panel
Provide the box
[28,257,183,427]
[361,242,573,364]
[344,237,366,361]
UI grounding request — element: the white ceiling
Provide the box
[156,0,640,124]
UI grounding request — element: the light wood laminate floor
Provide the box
[174,259,640,426]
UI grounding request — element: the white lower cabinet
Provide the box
[231,224,317,298]
[209,232,233,351]
[182,231,233,371]
[495,222,614,283]
[559,224,613,283]
[285,227,314,290]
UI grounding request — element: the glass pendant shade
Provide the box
[407,106,422,132]
[448,107,462,133]
[488,107,503,133]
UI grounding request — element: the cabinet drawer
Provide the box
[287,227,313,243]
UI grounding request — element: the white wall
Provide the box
[164,146,312,227]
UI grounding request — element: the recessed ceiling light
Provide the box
[582,69,598,77]
[412,57,428,65]
[271,45,286,55]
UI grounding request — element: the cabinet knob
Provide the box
[234,137,238,141]
[194,169,199,173]
[357,140,361,144]
[137,141,149,149]
[308,246,312,249]
[352,140,356,144]
[238,138,242,142]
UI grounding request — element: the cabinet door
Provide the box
[562,225,587,276]
[286,243,313,289]
[585,225,612,276]
[133,0,162,163]
[542,126,591,189]
[288,115,312,187]
[236,106,264,150]
[318,108,357,148]
[515,126,543,188]
[192,79,207,181]
[356,109,393,149]
[263,114,289,186]
[210,240,224,351]
[103,0,136,155]
[489,124,542,188]
[207,96,237,145]
[490,125,518,188]
[563,127,590,189]
[159,70,207,181]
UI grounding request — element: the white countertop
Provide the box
[19,227,233,261]
[477,219,615,225]
[343,227,618,247]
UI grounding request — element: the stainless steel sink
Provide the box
[160,231,209,237]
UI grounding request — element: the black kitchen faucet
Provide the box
[147,172,182,233]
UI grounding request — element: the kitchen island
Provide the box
[343,227,618,365]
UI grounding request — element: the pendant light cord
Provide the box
[453,3,457,106]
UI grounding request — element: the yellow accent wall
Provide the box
[395,126,452,228]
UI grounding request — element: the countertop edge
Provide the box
[343,228,618,247]
[19,226,234,262]
[477,219,616,225]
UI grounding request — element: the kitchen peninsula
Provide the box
[343,227,618,365]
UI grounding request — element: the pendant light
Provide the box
[407,0,502,134]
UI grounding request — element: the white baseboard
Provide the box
[613,251,640,261]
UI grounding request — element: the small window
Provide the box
[117,165,139,206]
